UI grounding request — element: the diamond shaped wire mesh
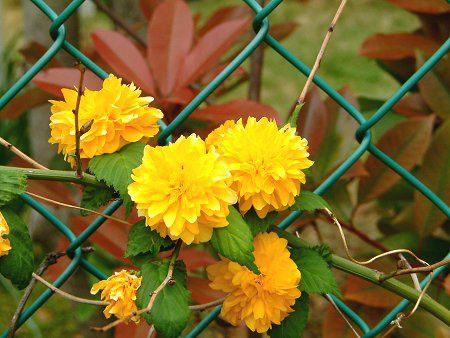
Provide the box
[0,0,449,337]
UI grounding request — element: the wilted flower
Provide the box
[49,74,163,162]
[128,134,238,244]
[0,212,11,257]
[207,232,301,333]
[90,270,142,322]
[206,117,313,218]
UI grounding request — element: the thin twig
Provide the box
[93,240,183,332]
[325,294,361,338]
[288,0,348,118]
[318,207,436,335]
[8,249,93,337]
[398,253,421,292]
[0,136,48,170]
[91,0,147,47]
[379,259,449,281]
[147,325,155,338]
[32,273,107,306]
[189,297,226,311]
[73,65,85,178]
[26,191,131,225]
[336,220,390,253]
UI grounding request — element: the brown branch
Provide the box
[288,0,348,118]
[8,248,93,337]
[92,0,147,47]
[93,240,182,332]
[380,259,450,282]
[0,136,48,170]
[26,191,131,225]
[32,273,107,306]
[189,297,226,311]
[73,65,85,178]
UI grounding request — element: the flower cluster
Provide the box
[91,270,142,322]
[49,74,163,162]
[128,135,238,244]
[207,232,301,332]
[206,117,313,218]
[0,212,11,257]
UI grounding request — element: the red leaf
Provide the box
[19,41,61,68]
[1,87,51,119]
[198,5,250,37]
[187,276,226,304]
[296,88,328,155]
[115,322,151,338]
[147,0,194,97]
[360,33,439,60]
[340,160,369,180]
[191,99,281,125]
[178,248,215,271]
[269,22,299,43]
[139,0,163,20]
[393,93,432,117]
[344,275,401,308]
[92,29,155,95]
[33,68,103,97]
[386,0,450,14]
[177,19,249,89]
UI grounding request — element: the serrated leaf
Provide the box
[269,293,309,338]
[0,169,27,207]
[291,247,340,296]
[137,260,190,338]
[244,209,278,236]
[80,186,114,216]
[125,219,173,259]
[290,191,331,212]
[311,244,332,267]
[88,142,145,217]
[0,208,34,289]
[210,206,257,273]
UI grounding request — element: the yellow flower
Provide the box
[91,270,142,322]
[49,74,163,162]
[128,134,238,244]
[0,212,11,257]
[207,232,301,333]
[206,117,314,218]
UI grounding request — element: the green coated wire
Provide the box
[0,0,448,336]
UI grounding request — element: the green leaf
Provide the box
[80,186,114,216]
[291,247,340,296]
[0,169,27,207]
[88,142,145,217]
[125,219,172,260]
[244,209,278,236]
[137,260,190,338]
[269,293,309,338]
[416,51,450,120]
[290,191,331,212]
[289,103,304,129]
[414,120,450,238]
[0,208,34,289]
[311,244,332,267]
[211,206,257,273]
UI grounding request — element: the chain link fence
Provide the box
[0,0,449,337]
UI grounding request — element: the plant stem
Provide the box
[0,166,104,188]
[272,227,450,325]
[73,65,85,178]
[93,240,183,331]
